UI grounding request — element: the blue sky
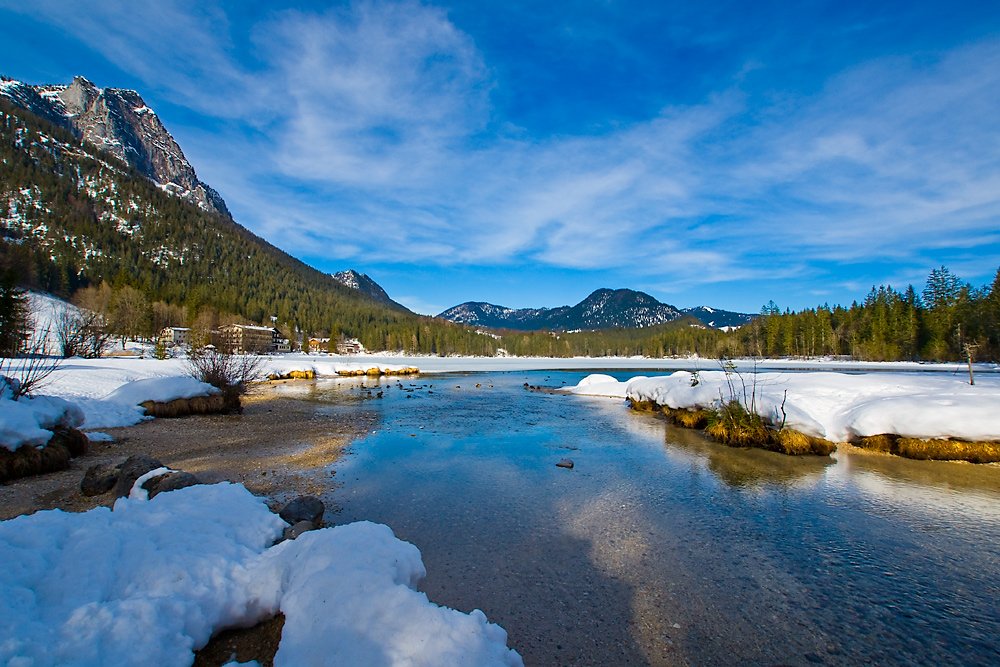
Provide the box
[2,1,1000,315]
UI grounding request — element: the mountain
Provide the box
[331,270,408,311]
[437,302,568,330]
[0,88,501,356]
[0,76,229,217]
[439,289,753,331]
[680,306,755,330]
[439,288,685,331]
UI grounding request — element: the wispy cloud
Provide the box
[7,0,1000,304]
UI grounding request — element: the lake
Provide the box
[273,369,1000,666]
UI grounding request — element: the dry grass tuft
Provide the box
[857,433,898,453]
[626,399,660,413]
[140,394,228,418]
[772,429,836,456]
[895,438,1000,464]
[705,400,773,448]
[668,409,711,430]
[0,427,89,483]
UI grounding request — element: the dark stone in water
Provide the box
[279,495,324,528]
[556,458,574,469]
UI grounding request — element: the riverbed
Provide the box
[271,369,1000,667]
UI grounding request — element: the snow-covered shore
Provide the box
[564,371,1000,443]
[2,352,993,443]
[0,481,522,667]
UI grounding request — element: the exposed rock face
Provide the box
[331,270,409,311]
[0,76,230,217]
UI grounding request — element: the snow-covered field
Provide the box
[0,480,522,667]
[565,371,1000,443]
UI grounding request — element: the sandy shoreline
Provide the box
[0,383,375,521]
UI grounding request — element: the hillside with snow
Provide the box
[439,288,751,331]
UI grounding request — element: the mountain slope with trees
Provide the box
[0,97,495,355]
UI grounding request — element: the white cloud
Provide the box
[10,0,1000,290]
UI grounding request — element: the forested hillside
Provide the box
[0,98,494,355]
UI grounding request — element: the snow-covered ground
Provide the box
[0,481,522,667]
[2,348,995,444]
[565,371,1000,443]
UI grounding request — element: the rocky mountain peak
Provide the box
[332,270,409,311]
[0,75,229,218]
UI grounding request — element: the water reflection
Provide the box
[272,370,1000,666]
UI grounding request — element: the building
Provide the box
[336,339,364,355]
[307,337,330,352]
[159,327,191,348]
[272,328,291,353]
[218,324,275,354]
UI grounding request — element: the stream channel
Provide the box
[271,369,1000,667]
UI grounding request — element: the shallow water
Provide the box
[276,370,1000,666]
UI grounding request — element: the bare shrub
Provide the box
[55,309,115,358]
[186,349,267,411]
[1,324,60,400]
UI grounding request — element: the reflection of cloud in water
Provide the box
[630,411,834,490]
[830,452,1000,528]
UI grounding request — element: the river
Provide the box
[273,369,1000,666]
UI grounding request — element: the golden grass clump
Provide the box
[705,400,773,447]
[895,438,1000,463]
[668,408,711,430]
[857,433,898,453]
[140,394,228,418]
[772,429,836,456]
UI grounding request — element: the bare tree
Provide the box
[55,308,115,358]
[111,285,151,346]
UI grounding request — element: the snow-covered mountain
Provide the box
[331,270,409,311]
[439,289,753,331]
[0,76,229,217]
[680,306,755,329]
[439,289,686,331]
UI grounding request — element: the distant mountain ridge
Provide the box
[332,270,409,311]
[438,289,752,331]
[0,75,229,217]
[679,306,755,330]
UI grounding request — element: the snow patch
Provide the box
[0,483,522,666]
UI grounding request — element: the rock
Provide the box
[142,470,200,499]
[279,495,324,528]
[112,454,164,498]
[81,463,120,496]
[556,458,574,469]
[282,520,316,541]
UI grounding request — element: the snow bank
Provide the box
[0,382,84,451]
[107,376,219,406]
[623,370,1000,443]
[562,373,646,399]
[0,483,522,667]
[250,524,521,666]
